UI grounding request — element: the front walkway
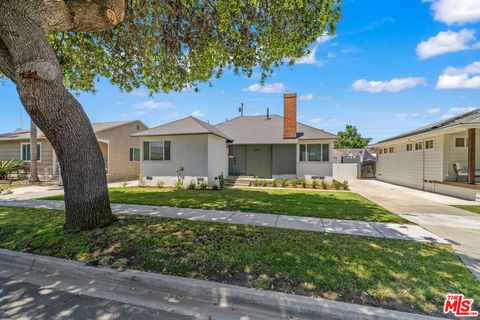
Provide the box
[349,179,480,281]
[0,199,446,244]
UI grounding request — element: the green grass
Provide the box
[43,188,408,223]
[0,206,478,316]
[454,205,480,215]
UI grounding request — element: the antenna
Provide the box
[267,108,270,119]
[238,103,244,117]
[20,111,22,130]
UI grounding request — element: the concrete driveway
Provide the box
[350,179,480,281]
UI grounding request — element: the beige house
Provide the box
[0,120,148,182]
[372,110,480,200]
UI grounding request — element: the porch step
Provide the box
[224,176,254,188]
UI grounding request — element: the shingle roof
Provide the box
[376,109,480,144]
[0,120,141,141]
[132,116,232,140]
[215,115,337,144]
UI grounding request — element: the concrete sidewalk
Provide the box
[0,199,447,244]
[349,179,480,281]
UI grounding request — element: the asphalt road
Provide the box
[0,278,193,320]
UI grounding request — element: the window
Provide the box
[406,143,413,152]
[299,144,329,162]
[21,143,41,162]
[415,142,423,151]
[425,140,434,149]
[129,148,140,161]
[455,137,467,148]
[383,148,388,154]
[143,141,171,161]
[379,148,383,154]
[389,147,394,153]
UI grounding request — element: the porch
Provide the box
[443,127,479,185]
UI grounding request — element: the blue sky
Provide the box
[2,0,480,142]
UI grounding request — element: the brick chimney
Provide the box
[283,93,297,139]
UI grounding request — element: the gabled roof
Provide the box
[133,116,232,141]
[376,109,480,144]
[215,115,337,144]
[0,120,144,141]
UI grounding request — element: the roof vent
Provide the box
[267,108,270,120]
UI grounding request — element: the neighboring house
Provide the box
[0,120,148,182]
[133,93,339,186]
[371,109,480,200]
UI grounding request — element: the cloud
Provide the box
[244,82,286,93]
[426,107,441,114]
[393,113,420,121]
[131,89,149,97]
[441,106,477,119]
[416,29,479,59]
[295,47,325,66]
[309,117,323,124]
[352,77,427,93]
[316,32,335,43]
[428,0,480,25]
[134,100,174,110]
[436,61,480,89]
[299,94,314,101]
[191,110,204,117]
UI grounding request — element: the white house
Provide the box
[371,110,480,200]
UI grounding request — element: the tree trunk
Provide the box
[28,119,40,183]
[0,3,117,230]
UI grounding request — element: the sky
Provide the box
[2,0,480,143]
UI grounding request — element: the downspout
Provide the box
[422,139,425,190]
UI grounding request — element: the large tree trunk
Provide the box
[28,119,40,183]
[0,1,124,230]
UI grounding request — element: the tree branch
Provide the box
[0,40,15,79]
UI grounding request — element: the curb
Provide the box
[0,249,442,320]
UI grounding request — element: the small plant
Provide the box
[271,179,277,187]
[261,180,268,187]
[342,180,349,191]
[321,179,328,190]
[218,173,225,189]
[156,180,165,188]
[253,176,260,187]
[300,177,308,188]
[121,178,128,188]
[290,178,298,188]
[333,180,342,190]
[199,181,208,190]
[187,180,196,190]
[137,174,147,187]
[174,180,184,191]
[281,178,288,187]
[311,179,318,189]
[212,184,219,190]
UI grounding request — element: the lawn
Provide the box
[43,187,408,223]
[454,205,480,215]
[0,206,478,316]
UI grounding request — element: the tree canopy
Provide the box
[334,125,372,149]
[46,0,342,93]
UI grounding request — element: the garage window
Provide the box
[425,140,434,150]
[406,143,413,152]
[415,142,423,151]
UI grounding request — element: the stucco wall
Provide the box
[207,134,228,186]
[295,139,335,178]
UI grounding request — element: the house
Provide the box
[133,93,339,186]
[371,109,480,200]
[0,120,148,182]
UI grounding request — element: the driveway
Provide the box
[350,179,480,281]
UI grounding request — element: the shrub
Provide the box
[290,178,298,187]
[300,177,308,188]
[311,179,318,189]
[261,180,268,187]
[212,184,219,190]
[199,181,208,190]
[0,159,26,180]
[321,179,328,189]
[187,181,196,190]
[156,180,165,188]
[174,180,184,191]
[218,173,225,189]
[253,176,260,187]
[271,179,277,187]
[332,180,342,190]
[281,178,288,187]
[137,174,147,187]
[342,180,349,190]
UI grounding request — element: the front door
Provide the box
[228,145,247,175]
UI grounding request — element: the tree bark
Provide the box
[0,2,122,230]
[28,119,40,183]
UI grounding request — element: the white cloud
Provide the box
[191,110,204,117]
[134,100,174,110]
[295,47,325,66]
[131,89,149,97]
[243,82,286,93]
[316,32,335,43]
[416,29,479,59]
[393,112,420,121]
[428,0,480,25]
[436,61,480,89]
[441,106,477,119]
[299,94,314,101]
[426,107,441,113]
[352,77,426,93]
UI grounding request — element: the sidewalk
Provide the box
[0,199,447,244]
